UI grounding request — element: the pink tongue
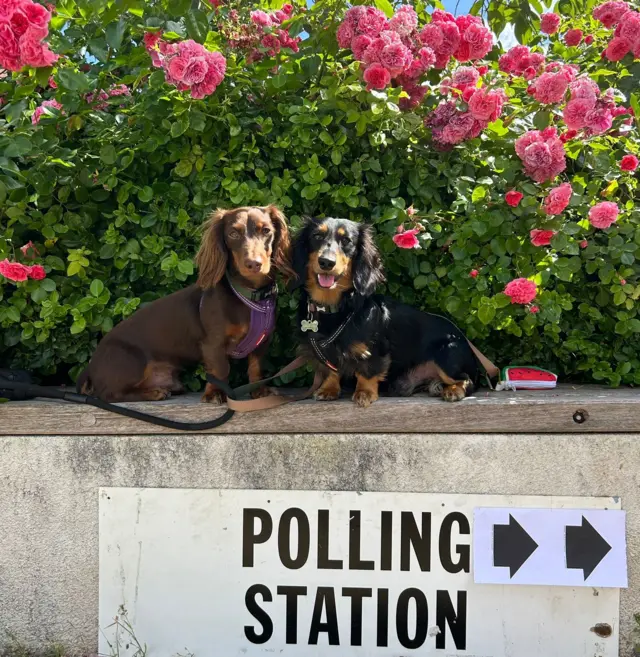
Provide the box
[318,274,336,288]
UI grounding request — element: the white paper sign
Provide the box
[99,489,622,657]
[473,507,627,588]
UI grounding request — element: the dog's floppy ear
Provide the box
[353,223,385,297]
[289,216,316,291]
[196,208,228,289]
[265,205,294,282]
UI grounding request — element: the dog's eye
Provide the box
[340,235,352,245]
[261,227,271,236]
[228,230,241,239]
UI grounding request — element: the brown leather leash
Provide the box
[218,339,499,413]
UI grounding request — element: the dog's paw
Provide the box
[145,389,171,401]
[314,388,340,401]
[442,382,467,402]
[353,389,377,408]
[251,386,271,399]
[201,385,227,405]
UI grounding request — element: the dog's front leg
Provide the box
[247,346,270,399]
[201,343,230,404]
[353,372,385,408]
[314,369,342,401]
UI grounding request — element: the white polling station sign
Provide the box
[99,489,623,657]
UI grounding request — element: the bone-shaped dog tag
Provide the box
[301,319,318,332]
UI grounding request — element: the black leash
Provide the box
[0,371,236,431]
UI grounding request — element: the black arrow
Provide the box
[493,515,539,577]
[566,516,612,580]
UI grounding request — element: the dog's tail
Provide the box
[75,367,93,395]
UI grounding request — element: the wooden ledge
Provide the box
[0,384,638,435]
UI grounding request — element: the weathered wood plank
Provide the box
[0,384,638,434]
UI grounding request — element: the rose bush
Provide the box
[0,0,639,388]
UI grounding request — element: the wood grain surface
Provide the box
[1,384,638,435]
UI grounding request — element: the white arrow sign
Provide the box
[473,507,627,588]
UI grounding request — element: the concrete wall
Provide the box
[0,432,638,655]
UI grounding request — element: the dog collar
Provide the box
[307,301,341,315]
[226,271,276,302]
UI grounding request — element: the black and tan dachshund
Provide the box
[291,217,480,407]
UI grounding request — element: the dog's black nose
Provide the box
[318,256,336,271]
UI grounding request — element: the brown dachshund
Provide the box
[76,206,292,403]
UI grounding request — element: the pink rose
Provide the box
[580,240,589,248]
[0,21,19,58]
[569,77,600,103]
[22,1,51,27]
[533,71,570,104]
[564,29,583,46]
[470,269,479,278]
[388,5,418,37]
[459,22,493,61]
[10,8,29,36]
[620,154,639,171]
[515,129,567,183]
[167,56,188,82]
[451,65,479,90]
[357,7,388,37]
[336,21,355,48]
[593,0,630,27]
[585,104,613,134]
[541,12,561,34]
[0,0,21,19]
[0,259,30,282]
[19,37,58,67]
[585,35,594,44]
[504,278,537,304]
[616,10,640,45]
[393,228,420,249]
[250,10,272,27]
[363,62,391,90]
[505,190,523,207]
[588,201,619,229]
[605,36,631,60]
[530,229,556,246]
[441,111,476,144]
[182,56,208,85]
[529,305,540,313]
[543,182,572,215]
[467,88,505,122]
[27,264,46,280]
[419,23,443,50]
[351,34,372,60]
[563,98,594,130]
[379,42,412,74]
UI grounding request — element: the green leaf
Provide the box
[67,261,83,276]
[90,280,104,297]
[185,9,208,43]
[70,318,86,335]
[57,69,90,92]
[4,136,32,158]
[478,304,496,325]
[374,0,394,18]
[174,160,193,178]
[533,111,551,130]
[414,275,428,289]
[137,186,153,203]
[100,144,117,165]
[471,186,486,203]
[105,18,126,50]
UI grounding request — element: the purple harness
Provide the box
[227,281,276,360]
